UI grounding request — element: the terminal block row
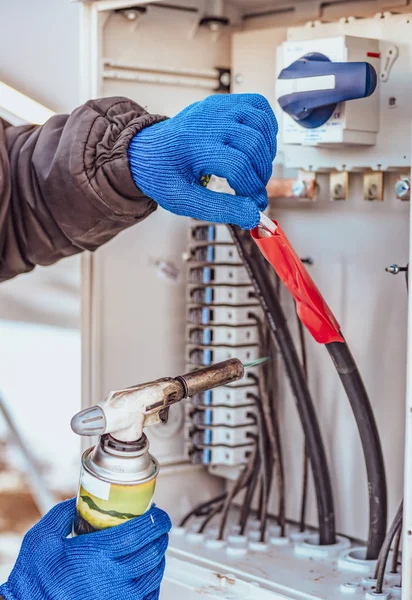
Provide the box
[185,222,262,470]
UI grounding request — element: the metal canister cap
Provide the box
[83,434,158,485]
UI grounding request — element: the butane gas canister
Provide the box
[73,434,158,535]
[70,360,245,535]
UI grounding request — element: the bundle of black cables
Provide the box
[229,225,336,546]
[180,224,387,558]
[248,310,286,537]
[230,225,388,558]
[180,392,276,543]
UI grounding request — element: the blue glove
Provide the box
[0,499,171,600]
[128,94,278,230]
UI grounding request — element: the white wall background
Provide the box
[0,0,83,499]
[0,0,81,113]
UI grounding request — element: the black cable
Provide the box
[192,457,255,536]
[248,313,277,530]
[327,341,387,559]
[254,317,287,536]
[217,471,248,540]
[297,314,310,533]
[198,503,225,533]
[271,413,286,535]
[300,449,309,533]
[374,501,403,594]
[217,443,258,539]
[297,317,308,377]
[264,329,286,535]
[265,368,287,536]
[248,370,286,536]
[248,388,283,536]
[390,518,402,574]
[238,452,261,535]
[252,400,270,542]
[228,225,336,546]
[179,492,227,527]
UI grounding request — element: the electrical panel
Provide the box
[77,3,412,600]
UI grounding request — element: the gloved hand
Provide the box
[0,498,171,600]
[128,94,278,230]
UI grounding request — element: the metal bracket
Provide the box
[295,170,317,201]
[363,172,384,202]
[330,172,349,201]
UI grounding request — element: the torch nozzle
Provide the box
[176,358,244,399]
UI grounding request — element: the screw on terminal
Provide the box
[292,179,308,198]
[385,264,408,275]
[395,177,410,201]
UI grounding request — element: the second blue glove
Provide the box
[0,499,171,600]
[128,94,278,230]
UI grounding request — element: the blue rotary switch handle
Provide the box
[277,52,377,129]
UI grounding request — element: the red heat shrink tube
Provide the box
[251,221,344,345]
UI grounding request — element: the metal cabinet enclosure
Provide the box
[78,1,412,598]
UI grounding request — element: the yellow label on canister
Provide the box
[75,467,157,533]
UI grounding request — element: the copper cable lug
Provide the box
[266,174,317,201]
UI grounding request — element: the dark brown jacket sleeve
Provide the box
[0,97,166,282]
